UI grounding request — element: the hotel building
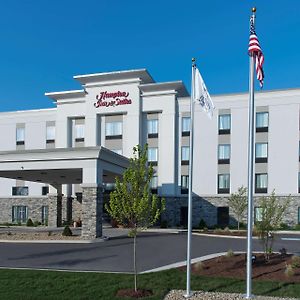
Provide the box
[0,69,299,238]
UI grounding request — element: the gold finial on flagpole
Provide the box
[252,7,256,13]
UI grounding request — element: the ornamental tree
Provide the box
[105,144,165,292]
[228,186,247,231]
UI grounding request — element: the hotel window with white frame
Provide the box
[255,207,263,222]
[218,144,230,164]
[218,114,231,134]
[150,176,158,193]
[256,112,269,132]
[147,119,158,138]
[182,117,191,136]
[46,125,55,144]
[12,186,29,196]
[255,173,268,193]
[16,127,25,145]
[148,147,158,165]
[255,143,268,163]
[181,146,190,165]
[12,206,28,223]
[181,175,189,194]
[75,123,85,142]
[218,174,230,194]
[106,121,122,139]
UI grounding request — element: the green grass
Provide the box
[0,268,299,299]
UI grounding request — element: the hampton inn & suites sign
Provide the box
[94,91,132,108]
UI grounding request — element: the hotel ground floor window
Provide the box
[255,207,263,222]
[181,175,189,194]
[255,173,268,193]
[12,206,28,223]
[218,174,230,194]
[217,207,229,228]
[41,206,49,224]
[150,176,158,194]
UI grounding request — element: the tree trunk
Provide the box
[133,226,137,292]
[237,217,240,231]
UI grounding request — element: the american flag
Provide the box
[248,15,264,88]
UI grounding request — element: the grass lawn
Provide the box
[0,268,300,300]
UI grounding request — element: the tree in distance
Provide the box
[105,144,165,292]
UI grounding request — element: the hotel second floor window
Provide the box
[255,173,268,193]
[147,119,158,138]
[12,206,28,223]
[16,127,25,145]
[256,112,269,132]
[181,146,190,165]
[256,143,268,163]
[218,114,231,134]
[46,125,55,144]
[218,174,230,194]
[106,121,122,139]
[42,186,49,196]
[182,117,191,136]
[75,124,85,142]
[181,175,189,194]
[148,147,158,165]
[218,144,230,164]
[12,186,29,196]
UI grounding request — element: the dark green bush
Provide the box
[26,218,34,227]
[198,219,207,229]
[62,225,73,236]
[33,220,41,227]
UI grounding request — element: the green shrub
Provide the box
[198,219,207,229]
[33,220,41,227]
[226,249,234,258]
[279,222,290,230]
[294,224,300,231]
[291,255,300,268]
[48,231,52,236]
[26,218,34,227]
[62,225,73,236]
[194,261,204,272]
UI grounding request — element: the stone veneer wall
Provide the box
[163,195,300,227]
[0,197,49,224]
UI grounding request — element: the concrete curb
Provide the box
[192,232,259,239]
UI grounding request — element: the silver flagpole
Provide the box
[185,58,196,298]
[246,7,256,299]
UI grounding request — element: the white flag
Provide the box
[194,67,215,119]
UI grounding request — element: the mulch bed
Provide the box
[185,253,300,283]
[116,289,153,298]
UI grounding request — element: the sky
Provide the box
[0,0,299,112]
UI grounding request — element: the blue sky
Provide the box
[0,0,299,112]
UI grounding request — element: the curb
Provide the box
[192,232,259,239]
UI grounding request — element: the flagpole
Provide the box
[246,7,256,299]
[185,57,196,298]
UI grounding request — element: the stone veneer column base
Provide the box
[81,185,102,239]
[48,193,62,227]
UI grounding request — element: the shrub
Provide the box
[279,222,290,230]
[26,218,34,227]
[224,226,230,232]
[285,264,295,277]
[198,219,207,229]
[226,249,234,258]
[48,231,52,236]
[7,231,12,236]
[33,220,41,227]
[62,225,73,236]
[160,220,168,228]
[294,224,300,231]
[291,255,300,268]
[194,261,204,272]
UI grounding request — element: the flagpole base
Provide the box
[184,291,193,298]
[243,293,255,299]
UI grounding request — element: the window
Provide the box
[218,114,231,134]
[182,117,191,136]
[256,112,269,132]
[42,186,49,196]
[255,143,268,163]
[147,119,158,138]
[41,206,48,224]
[148,147,158,165]
[181,175,189,194]
[46,125,55,144]
[218,174,230,194]
[218,144,230,164]
[150,176,158,193]
[255,173,268,193]
[106,121,122,139]
[75,124,85,142]
[12,206,28,223]
[181,146,190,165]
[12,186,29,196]
[112,149,122,155]
[255,207,263,222]
[16,127,25,145]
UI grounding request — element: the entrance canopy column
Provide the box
[48,184,63,227]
